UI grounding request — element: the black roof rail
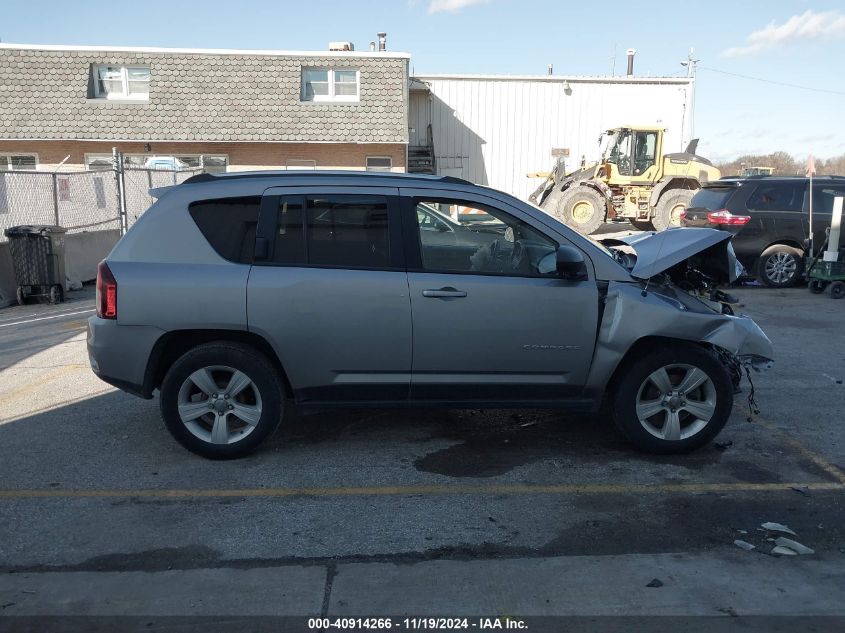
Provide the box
[180,170,474,187]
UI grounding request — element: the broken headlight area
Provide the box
[714,348,772,421]
[740,354,774,372]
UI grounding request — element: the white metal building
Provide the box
[409,74,693,200]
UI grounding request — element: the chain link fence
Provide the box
[0,151,204,242]
[123,167,201,229]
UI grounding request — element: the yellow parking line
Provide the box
[0,481,842,500]
[753,415,845,484]
[0,365,83,407]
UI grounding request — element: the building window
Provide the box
[0,154,37,171]
[84,154,114,170]
[301,68,359,102]
[286,159,317,170]
[84,154,228,172]
[366,156,392,172]
[91,65,150,100]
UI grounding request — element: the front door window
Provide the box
[413,200,558,277]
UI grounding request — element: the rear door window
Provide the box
[268,194,392,269]
[689,188,734,210]
[746,183,804,212]
[189,196,259,263]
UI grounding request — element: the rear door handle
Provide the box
[422,287,467,298]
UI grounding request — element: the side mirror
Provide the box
[556,245,587,280]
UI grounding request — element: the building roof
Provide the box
[0,42,411,59]
[413,73,691,84]
[0,43,409,145]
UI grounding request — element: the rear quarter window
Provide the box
[689,188,734,210]
[188,196,260,263]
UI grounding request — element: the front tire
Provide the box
[652,190,694,231]
[757,244,803,287]
[612,344,734,454]
[160,342,283,459]
[554,186,606,235]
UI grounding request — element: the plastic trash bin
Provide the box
[3,225,67,305]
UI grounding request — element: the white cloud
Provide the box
[723,9,845,57]
[427,0,491,14]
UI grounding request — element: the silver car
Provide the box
[87,171,774,459]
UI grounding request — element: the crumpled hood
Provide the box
[602,227,744,282]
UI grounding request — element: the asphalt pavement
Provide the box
[0,283,843,631]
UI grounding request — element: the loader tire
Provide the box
[652,189,694,231]
[555,186,606,235]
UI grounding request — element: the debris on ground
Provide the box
[717,607,739,617]
[789,486,810,496]
[761,522,797,535]
[771,546,798,556]
[646,578,664,588]
[734,539,756,551]
[519,422,537,428]
[773,537,815,555]
[715,441,733,452]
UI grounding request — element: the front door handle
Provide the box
[422,287,467,298]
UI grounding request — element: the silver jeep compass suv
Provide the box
[87,171,774,459]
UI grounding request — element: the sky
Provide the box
[2,0,844,162]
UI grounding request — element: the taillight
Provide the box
[96,261,117,319]
[706,209,751,226]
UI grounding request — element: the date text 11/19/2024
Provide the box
[308,617,528,630]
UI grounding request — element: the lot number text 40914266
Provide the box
[307,617,528,630]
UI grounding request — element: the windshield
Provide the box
[600,131,618,161]
[602,129,632,165]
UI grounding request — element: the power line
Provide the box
[699,66,845,96]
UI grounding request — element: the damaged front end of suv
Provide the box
[589,228,775,394]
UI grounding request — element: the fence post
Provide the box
[113,148,128,235]
[51,172,60,226]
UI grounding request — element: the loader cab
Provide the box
[601,127,663,182]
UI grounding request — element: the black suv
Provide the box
[681,176,845,287]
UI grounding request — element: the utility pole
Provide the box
[680,49,699,149]
[610,43,617,77]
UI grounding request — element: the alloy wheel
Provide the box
[635,363,716,441]
[177,365,263,445]
[764,252,797,285]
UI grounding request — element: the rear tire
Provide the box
[611,344,734,454]
[651,190,694,231]
[831,281,845,299]
[160,342,284,459]
[15,287,26,306]
[554,186,606,235]
[757,245,804,287]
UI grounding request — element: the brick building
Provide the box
[0,43,409,173]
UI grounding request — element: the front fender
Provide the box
[585,282,774,393]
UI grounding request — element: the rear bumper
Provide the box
[86,317,164,399]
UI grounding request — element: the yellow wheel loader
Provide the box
[530,126,721,234]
